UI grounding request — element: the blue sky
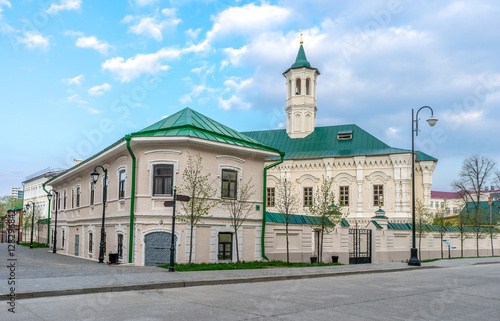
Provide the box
[1,0,499,196]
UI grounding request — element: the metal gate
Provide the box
[349,229,371,264]
[144,232,177,266]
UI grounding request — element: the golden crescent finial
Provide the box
[300,28,303,45]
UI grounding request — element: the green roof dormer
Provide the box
[291,44,311,68]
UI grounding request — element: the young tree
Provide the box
[306,176,345,263]
[177,153,219,265]
[0,196,22,215]
[432,202,452,259]
[453,155,496,257]
[415,199,433,260]
[274,177,300,263]
[223,178,255,264]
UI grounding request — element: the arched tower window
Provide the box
[288,80,292,99]
[306,78,310,95]
[295,78,301,95]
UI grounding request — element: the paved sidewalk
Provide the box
[2,243,499,300]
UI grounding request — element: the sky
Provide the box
[1,0,499,196]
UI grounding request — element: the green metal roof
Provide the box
[131,107,280,154]
[460,201,500,224]
[243,124,437,161]
[7,206,23,211]
[291,44,311,68]
[387,222,499,233]
[266,212,334,225]
[371,221,383,229]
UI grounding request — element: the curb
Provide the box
[1,265,437,301]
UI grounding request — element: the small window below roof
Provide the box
[337,130,353,140]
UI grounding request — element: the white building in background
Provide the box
[22,168,64,220]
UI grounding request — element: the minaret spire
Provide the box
[300,28,303,45]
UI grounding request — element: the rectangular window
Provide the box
[153,164,173,196]
[221,169,237,199]
[267,187,275,207]
[304,187,313,207]
[430,201,434,208]
[218,233,232,260]
[89,232,93,253]
[119,170,126,199]
[441,202,444,208]
[374,185,384,207]
[71,189,74,208]
[90,182,95,206]
[63,190,67,209]
[58,191,61,210]
[340,186,349,206]
[117,234,123,259]
[76,186,81,207]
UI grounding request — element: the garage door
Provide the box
[144,232,177,266]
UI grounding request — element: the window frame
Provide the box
[266,187,275,207]
[303,187,313,207]
[218,232,232,261]
[118,169,126,199]
[76,186,81,208]
[373,185,384,207]
[90,181,95,206]
[88,232,93,254]
[339,185,349,206]
[117,234,124,260]
[221,169,238,199]
[153,164,174,196]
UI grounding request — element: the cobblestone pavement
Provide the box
[0,243,164,280]
[1,243,500,300]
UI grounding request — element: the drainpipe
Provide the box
[261,152,285,261]
[42,183,51,246]
[125,135,136,264]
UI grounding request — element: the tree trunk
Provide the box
[418,232,422,260]
[440,232,443,259]
[235,228,239,263]
[491,231,495,257]
[319,229,324,263]
[286,221,289,263]
[476,236,479,257]
[461,233,464,258]
[188,224,194,265]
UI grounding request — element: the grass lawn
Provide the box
[160,260,342,272]
[19,242,49,248]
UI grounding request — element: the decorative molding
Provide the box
[116,156,128,164]
[267,175,280,184]
[144,149,182,156]
[333,173,355,183]
[296,174,319,184]
[365,171,391,182]
[216,155,245,163]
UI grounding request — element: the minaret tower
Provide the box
[283,30,320,139]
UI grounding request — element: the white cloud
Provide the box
[18,31,50,50]
[386,127,399,137]
[66,94,87,104]
[102,43,208,82]
[206,3,290,41]
[218,95,251,111]
[76,36,113,55]
[185,28,201,40]
[88,83,111,96]
[46,0,81,15]
[64,74,84,85]
[64,30,84,37]
[131,0,158,6]
[123,9,181,41]
[86,107,101,114]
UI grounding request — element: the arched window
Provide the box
[306,78,310,95]
[288,80,292,98]
[295,78,301,95]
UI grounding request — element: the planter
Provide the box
[331,255,339,263]
[310,256,318,264]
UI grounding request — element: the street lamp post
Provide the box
[90,165,108,263]
[25,201,36,248]
[409,106,438,266]
[47,190,59,253]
